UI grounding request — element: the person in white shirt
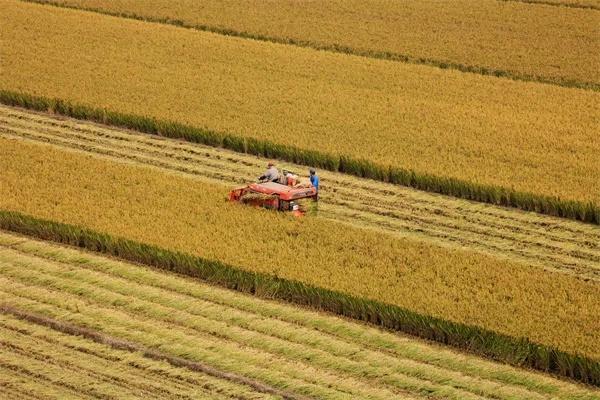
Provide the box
[258,162,279,182]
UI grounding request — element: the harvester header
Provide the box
[229,181,317,216]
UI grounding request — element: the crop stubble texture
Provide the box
[1,137,599,369]
[24,0,600,88]
[0,314,273,400]
[1,105,599,282]
[1,1,599,220]
[1,230,599,398]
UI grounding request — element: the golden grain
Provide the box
[1,137,599,360]
[1,1,599,205]
[30,0,600,85]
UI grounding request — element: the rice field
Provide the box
[2,0,599,391]
[1,230,599,399]
[25,0,600,87]
[2,0,599,207]
[2,105,599,282]
[2,135,600,362]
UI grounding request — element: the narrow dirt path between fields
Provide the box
[1,105,599,281]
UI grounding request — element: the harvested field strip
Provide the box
[0,234,576,396]
[0,364,88,400]
[2,2,599,220]
[0,327,239,400]
[2,137,600,371]
[1,106,598,281]
[0,251,551,400]
[1,217,600,387]
[25,0,600,88]
[0,314,282,400]
[0,268,484,399]
[1,232,599,399]
[1,280,384,400]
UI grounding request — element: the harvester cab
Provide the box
[229,177,318,217]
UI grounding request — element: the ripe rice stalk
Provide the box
[240,193,278,203]
[23,0,600,88]
[1,90,598,224]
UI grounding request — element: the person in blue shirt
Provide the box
[309,168,319,200]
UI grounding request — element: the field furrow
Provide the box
[0,320,287,400]
[0,333,200,398]
[0,231,598,399]
[502,0,600,9]
[0,366,93,400]
[1,106,597,281]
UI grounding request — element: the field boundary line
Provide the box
[1,210,598,386]
[0,304,308,400]
[499,0,600,10]
[16,0,600,91]
[1,89,597,224]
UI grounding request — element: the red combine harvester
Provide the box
[229,181,318,216]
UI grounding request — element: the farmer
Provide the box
[309,168,319,200]
[258,162,279,182]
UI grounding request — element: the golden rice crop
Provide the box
[1,0,598,206]
[2,231,598,399]
[2,137,599,361]
[29,0,600,86]
[2,104,599,278]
